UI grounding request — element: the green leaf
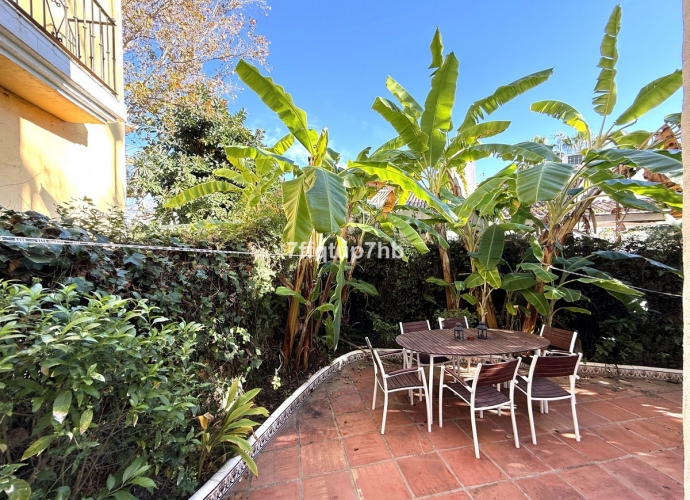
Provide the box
[593,250,682,276]
[113,491,137,500]
[460,68,553,129]
[592,4,621,116]
[522,289,549,316]
[346,280,378,296]
[21,435,55,460]
[276,287,307,304]
[386,77,423,118]
[453,120,511,144]
[455,174,510,224]
[79,409,93,435]
[163,181,241,209]
[592,149,683,185]
[303,168,347,234]
[281,177,312,246]
[516,162,573,204]
[349,161,458,223]
[530,237,544,262]
[530,100,590,134]
[212,169,246,184]
[544,286,581,302]
[372,98,429,155]
[386,215,429,254]
[129,477,157,491]
[500,273,537,291]
[267,134,295,155]
[559,307,592,315]
[122,457,146,483]
[236,60,318,154]
[429,28,443,69]
[4,478,31,500]
[53,390,72,424]
[458,143,552,163]
[602,179,682,209]
[665,112,681,125]
[475,225,505,270]
[614,70,682,125]
[421,52,459,166]
[465,273,486,289]
[225,146,296,172]
[520,263,558,283]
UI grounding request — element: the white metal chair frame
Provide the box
[366,337,432,434]
[516,352,583,445]
[538,324,578,355]
[439,358,522,459]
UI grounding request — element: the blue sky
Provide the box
[231,0,682,180]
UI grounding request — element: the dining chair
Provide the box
[439,358,521,459]
[365,337,431,434]
[539,325,578,355]
[515,352,583,445]
[400,320,451,401]
[437,316,469,329]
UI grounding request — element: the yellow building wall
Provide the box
[0,86,125,216]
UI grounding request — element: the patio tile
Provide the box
[636,450,685,483]
[581,400,638,422]
[602,457,684,499]
[383,424,434,457]
[523,434,590,470]
[468,481,528,499]
[624,418,683,448]
[481,442,551,478]
[371,405,414,430]
[440,447,506,486]
[251,446,300,488]
[330,392,367,414]
[488,411,538,439]
[351,461,412,500]
[426,421,473,450]
[428,492,470,500]
[298,414,339,444]
[343,431,391,467]
[560,464,644,500]
[302,470,357,500]
[515,472,584,499]
[247,481,299,500]
[262,420,298,450]
[609,396,674,418]
[397,453,460,496]
[335,409,378,437]
[557,430,626,461]
[300,393,332,418]
[300,439,347,477]
[572,405,611,428]
[592,423,661,454]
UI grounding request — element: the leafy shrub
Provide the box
[0,282,265,499]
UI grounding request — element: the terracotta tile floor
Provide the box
[226,362,683,499]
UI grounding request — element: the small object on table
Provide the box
[467,335,475,341]
[477,322,488,340]
[453,322,465,341]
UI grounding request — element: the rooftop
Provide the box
[226,361,683,500]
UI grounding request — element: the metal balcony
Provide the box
[6,0,117,92]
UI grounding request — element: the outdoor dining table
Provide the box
[395,328,550,424]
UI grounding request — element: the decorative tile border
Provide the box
[578,361,682,383]
[189,352,681,499]
[189,349,374,500]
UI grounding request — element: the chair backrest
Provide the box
[365,337,386,378]
[438,316,469,330]
[399,320,431,334]
[474,358,521,387]
[530,353,582,379]
[540,325,578,352]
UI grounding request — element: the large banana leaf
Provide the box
[390,213,449,249]
[385,214,429,254]
[602,178,682,209]
[459,68,553,130]
[281,177,312,246]
[267,134,295,155]
[458,143,551,163]
[520,263,558,282]
[429,28,443,69]
[372,98,429,155]
[236,60,318,155]
[163,181,241,208]
[348,161,458,223]
[500,273,537,291]
[614,70,682,125]
[346,222,409,262]
[386,77,423,118]
[421,51,459,167]
[592,5,621,116]
[591,149,683,185]
[372,136,406,156]
[607,191,663,213]
[453,120,511,143]
[454,175,509,224]
[593,250,682,276]
[225,146,296,172]
[530,100,590,134]
[303,168,347,234]
[610,130,655,148]
[515,162,573,204]
[522,289,549,316]
[213,168,246,184]
[474,224,505,269]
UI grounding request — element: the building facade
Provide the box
[0,0,125,216]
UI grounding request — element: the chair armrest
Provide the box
[444,367,470,387]
[387,367,420,377]
[378,348,404,357]
[545,349,572,356]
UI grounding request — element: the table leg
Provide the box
[428,356,435,425]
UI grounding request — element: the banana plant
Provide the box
[353,28,556,309]
[530,5,682,152]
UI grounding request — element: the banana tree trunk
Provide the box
[437,225,455,310]
[283,256,309,366]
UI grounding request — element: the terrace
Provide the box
[225,361,683,500]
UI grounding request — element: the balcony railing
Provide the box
[7,0,117,92]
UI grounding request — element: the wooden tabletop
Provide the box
[395,328,550,357]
